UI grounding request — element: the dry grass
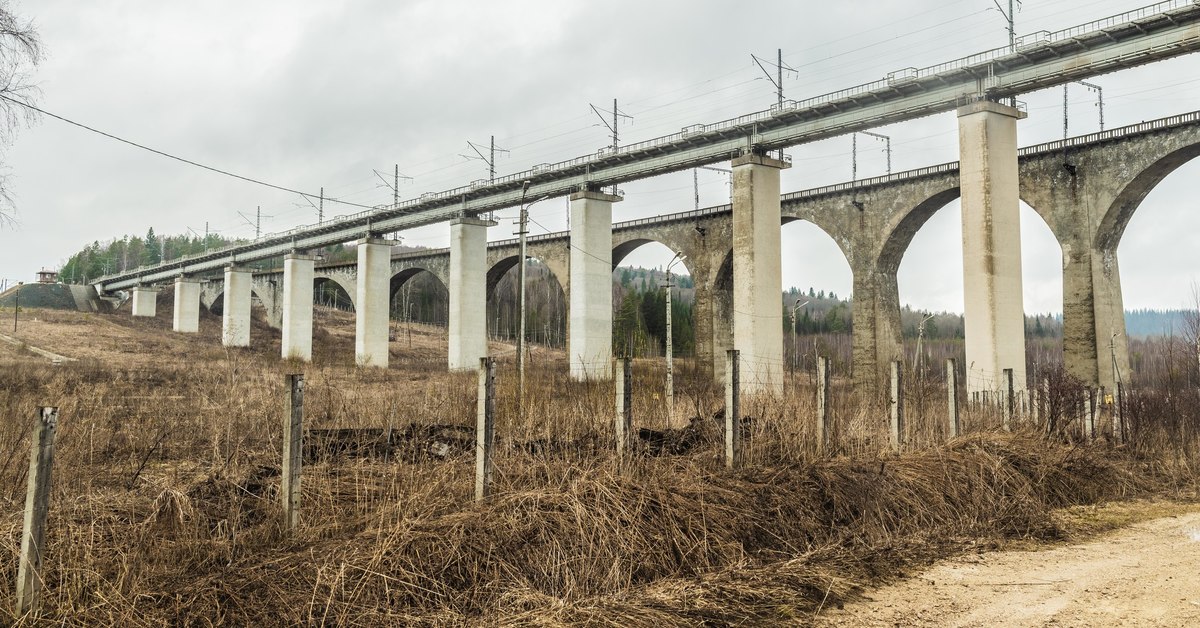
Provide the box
[0,306,1196,626]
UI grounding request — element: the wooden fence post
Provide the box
[1002,368,1015,431]
[725,349,740,469]
[946,358,960,439]
[475,357,496,502]
[16,407,58,617]
[1084,389,1094,441]
[614,357,632,458]
[816,356,831,454]
[282,374,304,531]
[889,361,904,451]
[1115,382,1126,444]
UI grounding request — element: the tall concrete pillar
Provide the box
[355,238,392,368]
[172,277,201,333]
[569,190,621,380]
[711,268,734,382]
[731,153,788,394]
[958,100,1028,394]
[1063,246,1130,392]
[131,286,158,318]
[281,253,315,361]
[222,266,253,347]
[449,218,491,370]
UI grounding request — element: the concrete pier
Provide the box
[281,253,315,361]
[449,218,491,370]
[355,238,392,368]
[172,277,200,333]
[131,286,158,318]
[222,266,253,347]
[569,190,621,380]
[958,100,1028,394]
[731,153,788,394]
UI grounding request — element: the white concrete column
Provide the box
[958,100,1028,394]
[281,253,315,361]
[449,217,492,370]
[731,153,788,394]
[569,190,621,380]
[355,238,392,368]
[222,266,253,348]
[131,286,158,318]
[172,277,201,333]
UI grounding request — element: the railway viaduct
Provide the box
[98,1,1200,396]
[126,111,1200,396]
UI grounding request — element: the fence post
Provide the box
[1082,389,1094,441]
[16,407,58,617]
[816,356,831,454]
[889,361,904,451]
[1115,382,1126,444]
[1002,368,1015,431]
[725,349,740,469]
[1031,382,1040,426]
[1042,378,1052,433]
[614,357,632,458]
[282,374,304,531]
[946,358,960,439]
[475,357,496,502]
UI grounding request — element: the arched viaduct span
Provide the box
[120,109,1200,396]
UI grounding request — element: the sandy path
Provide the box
[816,510,1200,627]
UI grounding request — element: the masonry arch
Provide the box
[313,276,355,311]
[485,254,567,347]
[780,217,855,374]
[204,283,275,317]
[390,268,449,326]
[888,189,1064,380]
[1103,149,1200,384]
[1096,143,1200,253]
[611,239,696,359]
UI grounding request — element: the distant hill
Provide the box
[1125,309,1195,338]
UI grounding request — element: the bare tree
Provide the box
[0,1,42,228]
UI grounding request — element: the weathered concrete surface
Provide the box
[569,190,621,380]
[957,100,1028,394]
[281,254,315,361]
[222,266,253,347]
[448,218,490,370]
[131,286,157,318]
[732,153,788,394]
[355,238,392,368]
[172,277,200,333]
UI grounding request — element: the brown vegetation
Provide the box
[0,306,1197,625]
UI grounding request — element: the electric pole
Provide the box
[590,99,633,196]
[463,136,509,183]
[752,48,796,109]
[853,131,892,180]
[693,165,732,211]
[319,187,324,225]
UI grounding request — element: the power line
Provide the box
[0,94,377,211]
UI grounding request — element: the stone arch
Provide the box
[485,253,568,346]
[390,267,450,324]
[1096,143,1200,253]
[313,275,356,311]
[610,237,695,276]
[202,282,275,316]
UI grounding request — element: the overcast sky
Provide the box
[2,0,1199,313]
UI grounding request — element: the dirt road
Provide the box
[817,509,1200,627]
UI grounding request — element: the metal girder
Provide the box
[95,1,1200,293]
